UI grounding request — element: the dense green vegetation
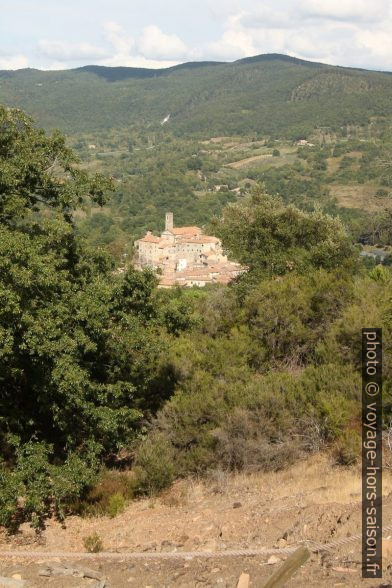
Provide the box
[0,107,184,529]
[1,55,392,531]
[134,199,391,486]
[3,54,392,139]
[4,54,392,259]
[70,130,392,263]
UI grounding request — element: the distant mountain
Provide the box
[74,60,226,81]
[1,53,392,138]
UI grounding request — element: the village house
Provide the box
[134,212,245,287]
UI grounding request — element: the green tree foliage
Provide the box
[212,187,357,284]
[138,363,360,478]
[0,107,168,529]
[3,56,392,139]
[132,201,390,491]
[242,270,353,368]
[0,438,99,530]
[1,103,391,525]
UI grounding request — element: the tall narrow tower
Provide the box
[165,212,174,231]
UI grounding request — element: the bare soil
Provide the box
[1,455,392,587]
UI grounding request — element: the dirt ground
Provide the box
[1,454,392,587]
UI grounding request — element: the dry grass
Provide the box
[201,136,241,145]
[4,452,392,565]
[330,183,392,211]
[326,157,341,174]
[226,154,273,169]
[208,453,392,506]
[327,152,363,175]
[225,146,297,169]
[159,480,192,507]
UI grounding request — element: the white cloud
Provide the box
[205,3,392,71]
[208,13,257,59]
[0,54,29,70]
[38,40,108,61]
[138,25,188,60]
[31,22,189,70]
[239,7,294,30]
[298,0,389,23]
[103,21,135,56]
[99,21,190,68]
[100,54,180,69]
[208,30,256,59]
[3,1,392,72]
[356,29,392,57]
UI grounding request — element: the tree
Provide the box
[0,107,166,528]
[212,187,357,285]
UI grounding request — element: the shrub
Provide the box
[133,433,175,495]
[211,407,301,471]
[316,277,391,382]
[77,469,135,517]
[0,439,100,532]
[107,492,126,518]
[333,429,361,466]
[0,469,22,531]
[133,364,360,485]
[83,532,103,553]
[243,271,353,369]
[376,188,389,198]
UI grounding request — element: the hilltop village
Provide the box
[134,213,244,287]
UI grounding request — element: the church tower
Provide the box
[165,212,174,231]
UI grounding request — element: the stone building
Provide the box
[134,212,244,287]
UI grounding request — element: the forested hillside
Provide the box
[2,54,392,138]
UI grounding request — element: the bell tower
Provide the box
[165,212,174,231]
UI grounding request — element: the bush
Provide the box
[77,469,135,517]
[211,407,301,471]
[133,433,175,495]
[83,532,103,553]
[133,364,360,484]
[333,429,361,466]
[243,271,353,368]
[0,439,100,532]
[107,492,126,518]
[0,469,22,531]
[316,277,391,381]
[376,188,389,198]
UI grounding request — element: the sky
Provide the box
[1,0,392,71]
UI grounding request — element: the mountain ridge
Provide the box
[1,53,392,138]
[1,53,392,76]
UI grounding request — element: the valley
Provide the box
[1,53,392,587]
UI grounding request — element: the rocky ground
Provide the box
[1,455,392,587]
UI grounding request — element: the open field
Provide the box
[326,151,364,175]
[226,154,274,169]
[225,151,297,170]
[330,183,392,211]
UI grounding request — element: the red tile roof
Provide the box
[170,226,202,236]
[139,235,160,244]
